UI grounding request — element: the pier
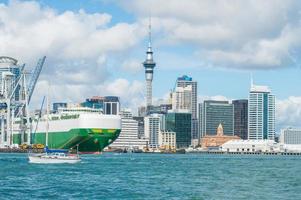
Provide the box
[187,151,301,156]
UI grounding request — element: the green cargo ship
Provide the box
[13,107,121,153]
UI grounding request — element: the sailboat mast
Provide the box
[46,93,49,147]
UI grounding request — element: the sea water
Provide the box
[0,153,300,200]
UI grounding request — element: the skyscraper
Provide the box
[143,19,156,107]
[199,100,234,138]
[144,114,161,149]
[175,75,198,140]
[165,111,192,148]
[233,99,248,139]
[248,83,275,140]
[81,96,120,115]
[172,85,192,111]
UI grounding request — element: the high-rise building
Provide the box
[81,96,120,115]
[199,100,234,138]
[175,75,198,140]
[165,111,191,148]
[144,114,161,149]
[233,99,248,139]
[104,96,120,115]
[145,104,172,115]
[110,110,147,150]
[280,128,301,144]
[248,83,275,140]
[143,19,156,107]
[172,85,192,111]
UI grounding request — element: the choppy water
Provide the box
[0,153,300,200]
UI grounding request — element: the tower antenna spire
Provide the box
[143,13,156,108]
[250,73,254,88]
[148,15,152,48]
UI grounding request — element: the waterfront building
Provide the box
[81,96,120,115]
[53,102,67,112]
[221,139,277,153]
[109,110,147,150]
[233,99,248,139]
[165,111,191,148]
[280,128,301,144]
[248,83,275,140]
[143,19,156,107]
[201,123,240,149]
[144,114,161,149]
[175,75,198,140]
[158,130,176,150]
[199,100,234,138]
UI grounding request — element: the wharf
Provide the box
[0,148,44,153]
[0,148,28,153]
[187,151,301,156]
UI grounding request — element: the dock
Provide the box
[187,150,301,156]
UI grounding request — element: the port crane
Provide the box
[0,56,46,147]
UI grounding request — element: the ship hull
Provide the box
[13,113,121,153]
[13,128,121,152]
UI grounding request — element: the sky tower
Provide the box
[143,18,156,107]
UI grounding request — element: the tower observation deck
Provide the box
[143,18,156,107]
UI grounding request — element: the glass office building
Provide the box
[233,99,248,139]
[176,75,198,140]
[165,112,191,148]
[248,84,275,140]
[199,100,234,137]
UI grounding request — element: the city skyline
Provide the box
[1,0,301,131]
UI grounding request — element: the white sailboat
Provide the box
[28,94,81,164]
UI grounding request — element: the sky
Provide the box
[1,0,301,131]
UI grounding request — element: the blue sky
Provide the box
[26,0,301,98]
[1,0,301,129]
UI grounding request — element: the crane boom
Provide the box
[27,56,46,104]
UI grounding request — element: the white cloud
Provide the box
[0,1,147,108]
[121,59,142,74]
[120,0,301,69]
[33,78,145,113]
[276,96,301,129]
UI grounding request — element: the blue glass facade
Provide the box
[248,88,275,140]
[199,101,234,137]
[233,99,248,139]
[263,93,268,139]
[177,75,192,81]
[165,112,191,148]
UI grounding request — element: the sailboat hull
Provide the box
[28,154,81,164]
